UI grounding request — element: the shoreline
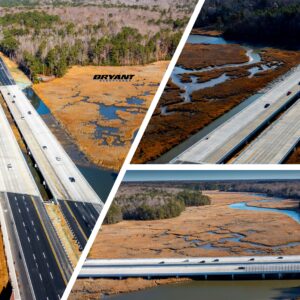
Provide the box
[75,191,300,297]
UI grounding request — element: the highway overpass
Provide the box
[0,89,72,299]
[80,256,300,279]
[0,58,103,248]
[170,67,300,164]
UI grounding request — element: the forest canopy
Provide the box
[195,0,300,47]
[0,1,193,80]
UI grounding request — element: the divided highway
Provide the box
[232,98,300,163]
[7,193,67,299]
[0,90,71,299]
[80,256,300,278]
[0,57,100,299]
[0,58,103,247]
[171,68,300,164]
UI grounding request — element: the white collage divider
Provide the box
[61,0,207,298]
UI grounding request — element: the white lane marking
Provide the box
[50,272,53,279]
[18,209,21,213]
[43,252,46,259]
[33,254,36,260]
[27,237,30,243]
[39,273,42,281]
[36,235,40,241]
[22,222,25,227]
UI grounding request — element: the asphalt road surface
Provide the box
[8,193,66,300]
[0,58,15,85]
[59,200,101,249]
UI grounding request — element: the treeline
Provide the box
[178,180,300,200]
[104,188,211,224]
[195,0,300,47]
[0,10,184,81]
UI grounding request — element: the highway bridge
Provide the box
[170,67,300,164]
[232,98,300,164]
[80,256,300,279]
[0,58,103,248]
[0,88,72,299]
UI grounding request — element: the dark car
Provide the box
[69,177,75,183]
[287,91,292,96]
[249,258,255,261]
[264,103,270,108]
[238,266,245,270]
[213,259,219,262]
[28,111,32,115]
[199,260,206,264]
[277,256,283,259]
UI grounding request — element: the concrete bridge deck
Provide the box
[80,256,300,278]
[0,58,102,205]
[232,98,300,164]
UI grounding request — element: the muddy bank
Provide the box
[133,44,300,163]
[33,62,168,171]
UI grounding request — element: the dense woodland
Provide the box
[0,1,195,81]
[195,0,300,47]
[104,187,211,224]
[134,180,300,200]
[104,179,300,224]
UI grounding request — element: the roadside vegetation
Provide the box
[0,1,195,81]
[104,187,211,224]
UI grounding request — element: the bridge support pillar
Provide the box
[262,274,265,280]
[278,273,282,279]
[231,274,234,280]
[147,276,151,280]
[205,274,208,280]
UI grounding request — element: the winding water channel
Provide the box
[155,35,272,163]
[109,195,300,299]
